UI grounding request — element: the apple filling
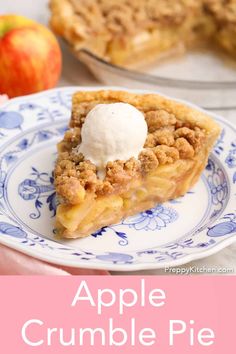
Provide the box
[56,148,208,238]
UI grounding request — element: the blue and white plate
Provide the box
[0,87,235,271]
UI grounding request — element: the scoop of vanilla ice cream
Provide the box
[78,103,148,178]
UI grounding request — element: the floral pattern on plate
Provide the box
[0,87,235,271]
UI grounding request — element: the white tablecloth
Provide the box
[1,0,236,275]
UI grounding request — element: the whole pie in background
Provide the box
[54,90,220,239]
[49,0,236,67]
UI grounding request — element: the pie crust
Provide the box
[54,90,220,238]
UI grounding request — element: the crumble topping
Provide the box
[174,138,195,159]
[153,145,180,164]
[145,110,177,133]
[51,0,199,40]
[55,95,206,204]
[205,0,236,25]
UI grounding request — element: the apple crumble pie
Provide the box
[50,0,236,67]
[54,90,220,238]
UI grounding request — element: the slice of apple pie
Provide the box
[54,90,220,238]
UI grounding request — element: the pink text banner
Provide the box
[0,276,234,353]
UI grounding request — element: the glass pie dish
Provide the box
[71,48,236,111]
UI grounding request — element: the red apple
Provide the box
[0,14,62,98]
